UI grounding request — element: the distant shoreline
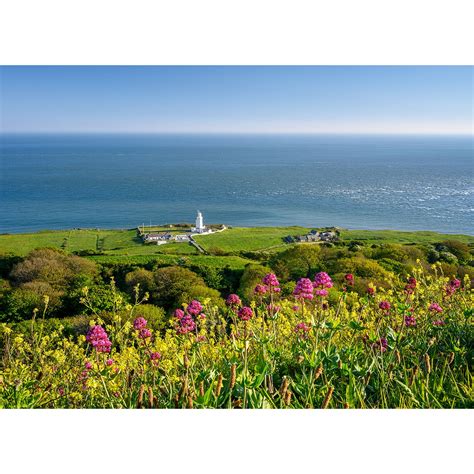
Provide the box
[1,225,472,238]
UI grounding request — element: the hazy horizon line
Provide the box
[1,130,473,136]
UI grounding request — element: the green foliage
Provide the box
[152,266,222,310]
[124,268,156,295]
[238,263,272,302]
[269,244,321,281]
[0,266,472,409]
[9,248,97,289]
[78,283,130,315]
[439,240,471,263]
[194,226,310,252]
[0,287,44,322]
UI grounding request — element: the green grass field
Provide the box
[194,226,310,252]
[0,226,472,260]
[89,253,254,270]
[340,229,474,244]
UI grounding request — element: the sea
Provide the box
[0,133,472,234]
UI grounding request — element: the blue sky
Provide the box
[0,66,472,134]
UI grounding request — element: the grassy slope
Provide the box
[89,254,254,270]
[194,226,310,252]
[340,229,474,244]
[1,227,472,262]
[194,226,474,252]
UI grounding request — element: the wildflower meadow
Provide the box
[0,263,472,409]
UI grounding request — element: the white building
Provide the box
[191,210,206,234]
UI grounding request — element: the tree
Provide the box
[152,266,222,310]
[125,268,156,297]
[0,287,45,322]
[238,263,272,303]
[270,244,321,281]
[10,248,97,289]
[440,240,471,264]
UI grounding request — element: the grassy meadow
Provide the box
[2,226,472,258]
[0,225,473,409]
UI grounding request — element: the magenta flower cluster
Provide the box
[404,277,417,295]
[262,273,281,292]
[133,317,152,339]
[313,272,333,297]
[133,317,147,330]
[254,284,267,295]
[238,306,254,321]
[86,325,112,353]
[226,293,242,307]
[149,351,162,365]
[313,272,333,289]
[379,300,391,312]
[174,300,205,334]
[293,278,314,300]
[187,300,203,316]
[294,322,311,339]
[429,303,443,313]
[404,315,417,327]
[175,310,196,334]
[446,279,461,296]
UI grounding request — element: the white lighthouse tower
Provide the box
[192,210,206,233]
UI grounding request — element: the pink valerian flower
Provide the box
[315,289,328,297]
[367,286,375,296]
[293,278,314,300]
[433,319,445,326]
[149,351,161,366]
[105,358,114,366]
[187,300,203,316]
[429,303,443,313]
[226,294,241,308]
[86,325,112,353]
[80,363,92,389]
[313,272,333,289]
[263,273,280,289]
[133,317,147,330]
[292,305,300,312]
[58,387,65,396]
[404,277,417,294]
[445,279,461,296]
[379,300,391,312]
[344,273,354,286]
[174,308,185,319]
[175,313,196,334]
[372,337,388,353]
[254,284,268,295]
[238,306,254,321]
[150,351,161,360]
[404,315,417,327]
[294,322,311,339]
[450,278,461,289]
[138,328,152,339]
[267,304,281,313]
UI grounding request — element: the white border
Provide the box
[0,410,472,473]
[0,0,473,65]
[0,1,472,472]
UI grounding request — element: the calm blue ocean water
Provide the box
[0,134,472,234]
